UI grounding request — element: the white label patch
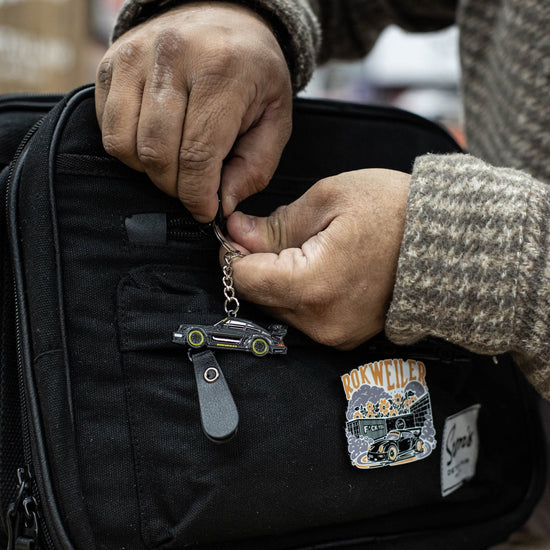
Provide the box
[342,358,436,469]
[441,405,481,497]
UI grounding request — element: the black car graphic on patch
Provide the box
[172,317,287,356]
[367,428,425,464]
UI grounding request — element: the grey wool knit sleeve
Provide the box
[386,154,550,400]
[109,0,550,400]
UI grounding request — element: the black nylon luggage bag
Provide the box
[0,94,60,173]
[0,84,545,550]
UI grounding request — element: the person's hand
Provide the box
[225,169,411,349]
[95,2,293,222]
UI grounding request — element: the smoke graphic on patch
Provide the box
[342,359,436,469]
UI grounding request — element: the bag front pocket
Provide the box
[117,266,377,549]
[117,265,537,550]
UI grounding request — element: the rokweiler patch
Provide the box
[342,358,436,469]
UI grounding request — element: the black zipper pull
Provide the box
[6,468,39,550]
[188,349,239,443]
[124,212,210,245]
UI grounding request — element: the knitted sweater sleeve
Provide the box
[111,0,456,93]
[386,154,550,401]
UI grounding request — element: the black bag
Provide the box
[0,84,545,550]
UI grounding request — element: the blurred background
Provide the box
[0,0,464,145]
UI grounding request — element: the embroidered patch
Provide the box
[342,359,436,469]
[441,404,481,496]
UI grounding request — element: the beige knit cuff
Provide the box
[386,153,532,356]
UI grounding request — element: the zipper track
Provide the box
[6,118,45,465]
[5,117,56,550]
[5,85,100,550]
[166,213,209,241]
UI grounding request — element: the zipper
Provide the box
[125,212,212,245]
[166,213,208,241]
[0,171,21,534]
[5,117,44,462]
[4,118,55,550]
[5,467,39,550]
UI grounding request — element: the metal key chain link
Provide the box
[222,250,242,317]
[212,213,244,317]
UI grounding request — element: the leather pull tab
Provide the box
[189,349,239,443]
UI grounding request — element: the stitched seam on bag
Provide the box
[117,277,174,546]
[33,348,63,363]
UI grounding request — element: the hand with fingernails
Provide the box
[224,169,410,348]
[95,4,410,348]
[95,2,292,223]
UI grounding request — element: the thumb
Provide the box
[225,182,336,253]
[229,249,305,310]
[230,239,331,313]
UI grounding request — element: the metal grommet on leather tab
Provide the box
[203,366,220,383]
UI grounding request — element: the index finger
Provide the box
[176,83,248,222]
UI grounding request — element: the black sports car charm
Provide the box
[172,317,287,356]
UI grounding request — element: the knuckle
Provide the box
[136,140,170,173]
[209,36,240,66]
[249,43,290,90]
[244,274,274,302]
[96,59,113,90]
[154,28,186,65]
[314,177,336,195]
[263,48,288,78]
[112,40,145,70]
[102,133,132,160]
[178,139,217,174]
[311,177,339,204]
[149,30,187,92]
[192,40,241,86]
[266,205,288,249]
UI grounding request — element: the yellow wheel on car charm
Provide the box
[187,329,206,348]
[251,337,269,357]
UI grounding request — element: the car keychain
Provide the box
[172,208,287,443]
[173,212,287,356]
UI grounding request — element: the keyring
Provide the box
[212,220,243,256]
[211,202,243,257]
